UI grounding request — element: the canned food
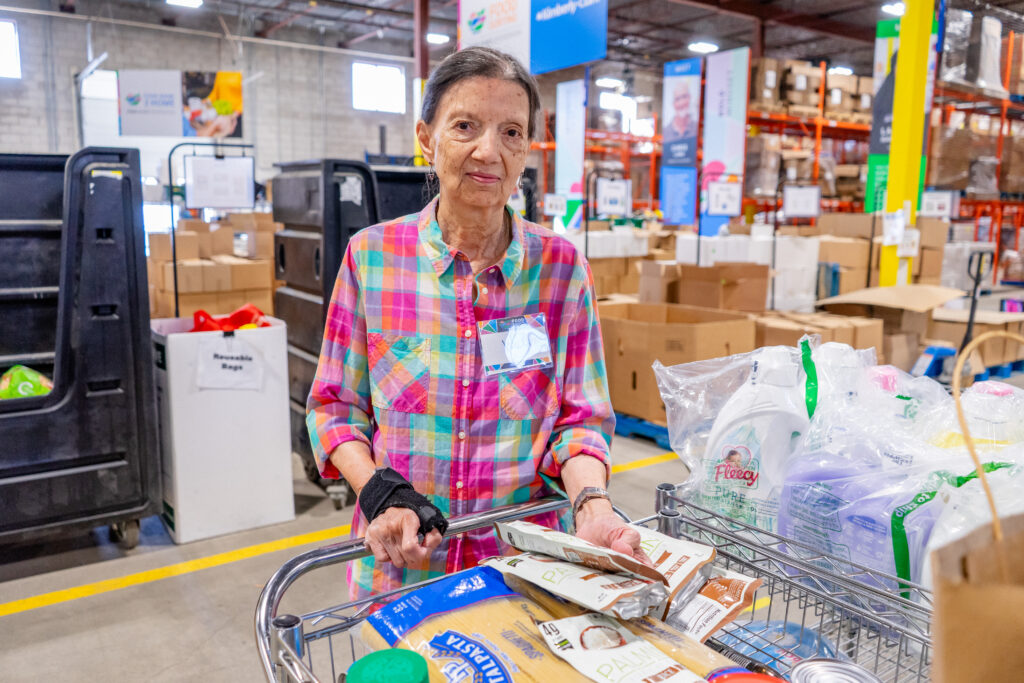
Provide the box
[790,658,883,683]
[706,671,779,682]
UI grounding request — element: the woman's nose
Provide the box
[471,129,501,161]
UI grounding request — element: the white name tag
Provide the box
[478,313,554,376]
[196,334,264,390]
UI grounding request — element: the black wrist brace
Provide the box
[358,467,449,537]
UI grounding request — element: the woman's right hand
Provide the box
[364,507,443,569]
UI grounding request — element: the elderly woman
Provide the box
[307,47,646,600]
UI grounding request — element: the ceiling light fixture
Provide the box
[166,0,203,7]
[827,65,854,76]
[426,33,450,45]
[595,77,625,89]
[688,41,719,54]
[881,2,905,16]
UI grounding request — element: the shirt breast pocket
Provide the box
[499,369,560,421]
[367,333,431,414]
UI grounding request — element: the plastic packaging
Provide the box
[714,621,839,670]
[538,614,706,683]
[360,566,583,682]
[0,365,53,399]
[666,568,764,642]
[346,650,429,683]
[929,381,1024,451]
[482,554,668,620]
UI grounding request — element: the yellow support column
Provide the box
[881,0,935,286]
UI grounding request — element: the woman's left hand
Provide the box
[574,504,653,566]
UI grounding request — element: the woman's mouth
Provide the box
[467,172,501,184]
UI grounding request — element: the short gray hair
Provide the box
[420,47,541,139]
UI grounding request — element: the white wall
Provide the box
[0,2,418,181]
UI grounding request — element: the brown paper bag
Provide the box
[931,329,1024,683]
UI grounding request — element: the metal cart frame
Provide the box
[255,484,933,682]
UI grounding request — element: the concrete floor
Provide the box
[0,436,687,683]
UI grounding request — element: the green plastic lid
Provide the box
[346,649,428,683]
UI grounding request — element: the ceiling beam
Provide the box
[311,0,457,26]
[661,0,874,43]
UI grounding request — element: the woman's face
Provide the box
[417,76,531,213]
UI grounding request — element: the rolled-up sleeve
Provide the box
[306,240,373,479]
[542,260,614,478]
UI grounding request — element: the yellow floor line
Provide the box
[612,452,678,474]
[1,450,681,619]
[741,596,773,615]
[0,523,350,619]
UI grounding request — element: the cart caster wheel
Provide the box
[109,519,141,550]
[326,482,349,511]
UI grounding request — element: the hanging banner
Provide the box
[458,0,531,72]
[661,58,701,167]
[118,70,183,137]
[530,0,607,74]
[865,18,936,212]
[183,71,244,138]
[699,47,750,236]
[660,166,698,226]
[555,78,585,231]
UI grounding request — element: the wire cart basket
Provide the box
[255,484,933,682]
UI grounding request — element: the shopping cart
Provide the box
[255,484,932,682]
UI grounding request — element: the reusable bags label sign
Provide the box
[530,0,607,74]
[196,335,263,390]
[699,47,750,236]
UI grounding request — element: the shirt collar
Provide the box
[417,196,525,286]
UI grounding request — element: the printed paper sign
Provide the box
[544,193,568,217]
[706,181,743,217]
[596,178,631,216]
[184,156,255,209]
[196,335,264,390]
[782,185,821,218]
[920,190,958,218]
[897,227,921,258]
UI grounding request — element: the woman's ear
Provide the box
[415,120,434,165]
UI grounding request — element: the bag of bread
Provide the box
[667,568,764,642]
[538,613,708,683]
[506,574,742,680]
[482,553,667,620]
[360,566,585,683]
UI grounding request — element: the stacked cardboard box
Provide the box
[784,60,822,115]
[750,58,783,110]
[1000,126,1024,194]
[824,72,858,118]
[754,311,883,356]
[928,309,1024,367]
[745,134,782,197]
[833,164,867,200]
[148,217,278,319]
[855,77,875,119]
[926,125,998,192]
[599,302,756,425]
[590,257,643,298]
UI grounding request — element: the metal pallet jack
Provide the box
[912,248,995,386]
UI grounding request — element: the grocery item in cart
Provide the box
[483,553,668,619]
[538,613,707,683]
[360,565,585,682]
[714,621,839,671]
[929,381,1024,451]
[789,658,882,683]
[666,568,763,643]
[346,649,429,683]
[0,365,53,399]
[496,520,716,616]
[505,573,746,680]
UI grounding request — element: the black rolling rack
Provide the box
[0,148,161,548]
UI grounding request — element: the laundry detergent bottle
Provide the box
[701,347,810,532]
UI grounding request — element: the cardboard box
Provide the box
[211,255,272,290]
[147,258,165,291]
[150,317,293,543]
[244,288,275,315]
[195,232,212,259]
[149,231,199,262]
[816,213,878,240]
[839,268,869,294]
[162,259,206,294]
[755,313,854,347]
[918,218,949,249]
[154,290,222,319]
[226,212,279,232]
[637,261,681,303]
[234,230,274,259]
[210,225,235,256]
[177,218,209,233]
[751,57,782,103]
[675,263,770,313]
[884,332,920,372]
[920,247,945,280]
[929,309,1024,366]
[848,317,884,355]
[202,260,232,292]
[820,285,964,335]
[599,303,756,425]
[589,258,628,281]
[818,235,871,270]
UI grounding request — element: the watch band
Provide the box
[571,486,611,529]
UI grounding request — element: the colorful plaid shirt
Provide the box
[306,198,614,600]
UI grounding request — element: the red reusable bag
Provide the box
[190,303,270,333]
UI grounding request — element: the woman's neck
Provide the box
[436,197,510,269]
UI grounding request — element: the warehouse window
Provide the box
[352,62,406,114]
[0,20,22,79]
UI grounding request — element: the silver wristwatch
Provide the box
[571,486,611,530]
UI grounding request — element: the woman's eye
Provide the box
[456,121,472,131]
[506,129,521,138]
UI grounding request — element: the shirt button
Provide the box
[456,481,464,490]
[458,430,466,440]
[490,267,497,273]
[464,329,472,338]
[481,286,488,295]
[462,379,470,387]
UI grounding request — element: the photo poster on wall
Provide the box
[457,0,531,72]
[698,47,750,236]
[661,58,701,167]
[182,71,244,138]
[118,70,243,137]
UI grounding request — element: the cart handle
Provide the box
[255,496,570,681]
